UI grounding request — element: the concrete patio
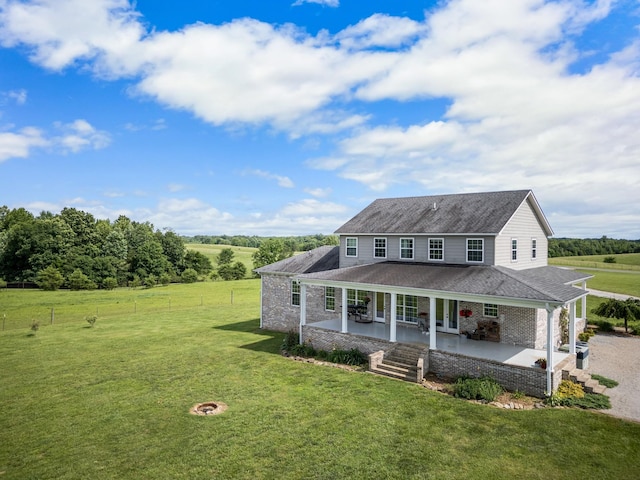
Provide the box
[309,318,570,369]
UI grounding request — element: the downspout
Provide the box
[545,303,555,396]
[299,283,307,345]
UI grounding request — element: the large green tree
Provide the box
[592,298,640,333]
[251,238,294,271]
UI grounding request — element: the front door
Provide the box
[375,292,385,323]
[436,299,459,333]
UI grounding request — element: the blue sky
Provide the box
[1,0,639,238]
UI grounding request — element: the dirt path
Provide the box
[586,333,640,422]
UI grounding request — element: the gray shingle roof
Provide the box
[335,190,552,235]
[254,245,339,275]
[296,262,589,305]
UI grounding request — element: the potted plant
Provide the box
[535,358,547,370]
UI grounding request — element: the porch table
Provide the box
[348,304,371,323]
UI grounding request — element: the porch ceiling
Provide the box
[297,262,588,306]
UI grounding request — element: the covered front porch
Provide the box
[309,317,570,369]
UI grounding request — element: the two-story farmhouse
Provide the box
[256,190,592,397]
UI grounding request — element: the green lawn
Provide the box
[186,243,256,278]
[550,253,640,272]
[578,270,640,298]
[1,281,640,479]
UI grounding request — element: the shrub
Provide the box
[453,376,503,402]
[556,380,585,400]
[327,348,368,366]
[181,268,198,284]
[159,272,172,286]
[85,315,97,328]
[29,320,40,335]
[589,319,614,332]
[578,329,595,342]
[102,277,118,290]
[68,269,97,290]
[281,329,299,352]
[591,374,619,388]
[0,278,6,289]
[36,266,64,291]
[144,274,157,288]
[603,256,616,263]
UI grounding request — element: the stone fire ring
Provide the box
[190,401,228,416]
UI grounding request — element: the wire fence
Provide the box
[0,285,254,332]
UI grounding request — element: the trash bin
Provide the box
[576,344,589,369]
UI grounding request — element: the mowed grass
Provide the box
[2,281,640,479]
[578,270,640,298]
[186,244,256,278]
[550,253,640,272]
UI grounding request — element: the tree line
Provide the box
[184,234,339,251]
[0,206,213,290]
[548,237,640,257]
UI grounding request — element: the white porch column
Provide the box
[299,284,307,344]
[581,281,587,320]
[341,287,348,333]
[569,302,576,354]
[546,304,555,396]
[390,293,397,343]
[429,296,437,350]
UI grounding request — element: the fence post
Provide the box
[2,313,5,331]
[169,297,171,310]
[231,290,234,305]
[201,295,203,307]
[51,307,54,325]
[134,301,137,313]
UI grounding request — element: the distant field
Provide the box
[186,243,257,278]
[550,253,640,271]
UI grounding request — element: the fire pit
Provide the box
[190,401,228,416]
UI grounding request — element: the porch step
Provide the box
[562,369,607,395]
[369,344,427,383]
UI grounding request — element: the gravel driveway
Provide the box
[586,333,640,422]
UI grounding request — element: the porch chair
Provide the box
[417,317,429,335]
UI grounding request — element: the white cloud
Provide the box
[336,14,427,50]
[292,0,339,7]
[0,126,48,161]
[54,119,111,153]
[304,187,332,197]
[2,88,27,105]
[243,169,295,188]
[167,183,187,193]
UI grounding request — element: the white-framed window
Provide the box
[291,280,300,306]
[531,238,537,260]
[397,295,418,323]
[511,238,518,262]
[346,237,358,257]
[483,304,498,318]
[467,238,484,263]
[400,238,414,259]
[325,286,335,311]
[347,289,369,305]
[429,238,444,261]
[374,237,387,258]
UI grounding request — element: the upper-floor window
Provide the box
[483,304,498,318]
[400,238,414,259]
[374,238,387,258]
[291,280,300,306]
[511,238,518,262]
[346,237,358,257]
[531,238,537,259]
[467,238,484,263]
[325,286,335,311]
[429,238,444,261]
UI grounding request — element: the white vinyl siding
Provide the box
[495,198,548,269]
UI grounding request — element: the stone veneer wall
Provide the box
[260,274,333,332]
[429,350,549,397]
[303,325,394,354]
